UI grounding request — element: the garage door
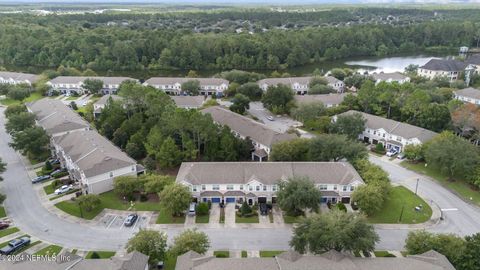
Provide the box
[226,197,235,203]
[211,197,221,203]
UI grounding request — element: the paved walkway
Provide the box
[224,204,236,228]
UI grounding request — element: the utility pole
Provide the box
[415,178,419,195]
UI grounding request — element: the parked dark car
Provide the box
[48,158,60,165]
[124,213,138,227]
[0,223,9,230]
[259,203,268,216]
[32,175,50,184]
[0,237,30,255]
[50,168,67,177]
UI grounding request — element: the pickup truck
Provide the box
[0,237,30,255]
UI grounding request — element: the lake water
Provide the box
[3,54,448,80]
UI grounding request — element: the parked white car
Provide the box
[386,149,398,157]
[54,185,72,195]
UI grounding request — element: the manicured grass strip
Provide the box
[268,212,274,223]
[0,227,20,238]
[55,191,164,220]
[241,250,247,258]
[44,185,55,195]
[156,208,185,224]
[85,251,116,259]
[367,186,432,224]
[164,252,177,270]
[219,208,225,224]
[195,214,209,223]
[34,245,63,256]
[401,161,480,206]
[213,251,229,258]
[0,234,29,248]
[283,214,302,224]
[259,251,283,257]
[71,249,78,254]
[66,96,78,101]
[374,251,396,257]
[0,206,6,218]
[49,189,80,201]
[235,213,259,223]
[13,240,41,255]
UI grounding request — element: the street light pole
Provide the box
[415,178,419,195]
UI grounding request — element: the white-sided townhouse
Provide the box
[454,87,480,105]
[466,54,480,74]
[294,93,353,108]
[27,98,142,194]
[336,110,438,152]
[47,76,136,95]
[143,77,229,97]
[52,130,139,194]
[257,76,344,94]
[370,72,411,84]
[0,71,39,86]
[176,162,364,205]
[201,106,297,161]
[93,94,124,118]
[26,98,90,137]
[418,59,468,82]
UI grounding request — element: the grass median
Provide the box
[34,245,63,256]
[85,251,116,259]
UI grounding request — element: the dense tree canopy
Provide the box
[127,230,167,265]
[277,176,322,216]
[170,229,210,256]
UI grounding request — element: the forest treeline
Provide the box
[0,11,478,71]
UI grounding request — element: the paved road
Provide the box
[247,102,301,133]
[1,105,479,251]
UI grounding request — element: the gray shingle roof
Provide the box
[371,72,409,81]
[144,77,228,86]
[454,87,480,100]
[0,71,39,84]
[49,76,136,85]
[201,106,297,147]
[294,93,352,106]
[171,96,206,108]
[467,54,480,65]
[258,76,341,87]
[94,94,124,106]
[52,129,136,178]
[27,98,90,135]
[175,250,454,270]
[338,110,438,143]
[420,59,467,71]
[176,162,364,186]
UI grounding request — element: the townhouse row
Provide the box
[26,98,143,194]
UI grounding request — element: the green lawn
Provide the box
[374,251,396,257]
[156,207,185,224]
[164,252,178,270]
[0,92,43,106]
[241,250,248,258]
[367,186,432,224]
[66,96,78,101]
[195,214,209,223]
[235,213,259,223]
[268,212,274,223]
[401,161,480,206]
[44,185,55,195]
[283,214,303,224]
[0,206,6,218]
[213,251,229,258]
[34,245,63,256]
[55,191,164,220]
[49,189,81,201]
[219,208,225,224]
[85,251,116,259]
[0,227,20,238]
[259,251,284,257]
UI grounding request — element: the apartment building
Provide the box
[418,59,467,82]
[47,76,136,95]
[257,76,344,94]
[143,77,229,96]
[454,87,480,105]
[0,71,39,85]
[370,72,411,84]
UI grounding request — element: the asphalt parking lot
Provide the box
[99,213,149,230]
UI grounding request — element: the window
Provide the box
[333,185,337,191]
[319,185,327,191]
[193,186,197,192]
[212,185,220,191]
[343,186,347,192]
[202,185,206,191]
[263,185,267,191]
[227,185,234,190]
[249,186,253,191]
[240,185,243,190]
[256,186,260,191]
[272,185,277,192]
[350,186,355,191]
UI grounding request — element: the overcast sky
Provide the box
[0,0,479,4]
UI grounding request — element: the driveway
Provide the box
[1,106,480,251]
[247,102,301,133]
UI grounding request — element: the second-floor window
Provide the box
[256,186,260,191]
[227,185,234,190]
[240,185,243,190]
[350,186,355,191]
[263,185,267,191]
[343,186,347,192]
[202,185,206,191]
[212,185,220,191]
[193,186,197,192]
[319,185,327,190]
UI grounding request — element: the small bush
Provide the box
[90,252,100,259]
[207,200,212,209]
[337,203,347,212]
[45,161,52,170]
[51,180,60,188]
[239,202,252,216]
[196,202,209,216]
[139,194,148,202]
[53,172,69,179]
[374,143,386,154]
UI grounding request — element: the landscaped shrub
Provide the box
[239,202,252,217]
[139,193,148,202]
[45,160,52,170]
[51,180,60,188]
[337,203,347,212]
[53,172,69,179]
[90,252,100,259]
[373,143,386,154]
[196,202,209,216]
[207,200,212,209]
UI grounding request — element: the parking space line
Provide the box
[119,217,126,230]
[106,216,117,229]
[131,216,140,230]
